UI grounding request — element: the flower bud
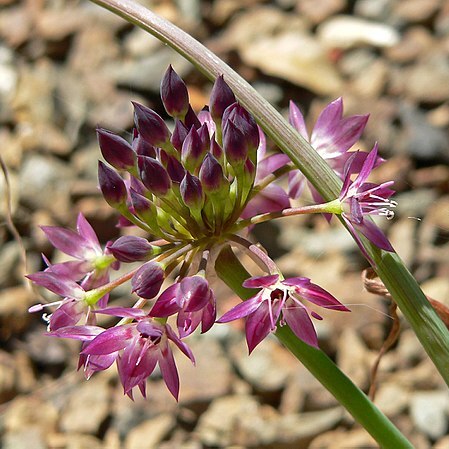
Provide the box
[108,236,153,262]
[180,171,204,210]
[132,131,157,158]
[171,119,189,152]
[181,126,208,173]
[138,155,171,197]
[97,128,136,171]
[210,75,236,121]
[130,188,157,223]
[223,103,259,155]
[131,261,165,299]
[132,102,171,147]
[161,65,189,118]
[222,119,248,167]
[178,275,211,312]
[98,161,127,207]
[183,105,201,130]
[199,153,227,193]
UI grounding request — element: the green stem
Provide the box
[215,246,413,449]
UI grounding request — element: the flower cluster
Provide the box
[28,66,396,399]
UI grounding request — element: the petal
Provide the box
[291,281,350,312]
[94,307,147,319]
[242,274,279,289]
[41,225,90,259]
[158,344,180,400]
[283,301,319,348]
[49,300,85,330]
[355,219,395,253]
[76,213,101,252]
[245,301,276,353]
[165,324,195,363]
[289,101,309,141]
[48,325,104,341]
[311,98,343,150]
[217,295,263,323]
[352,144,379,190]
[150,284,180,317]
[82,325,135,355]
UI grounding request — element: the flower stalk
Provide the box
[89,0,449,388]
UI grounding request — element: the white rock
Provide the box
[410,391,449,440]
[317,15,400,49]
[240,30,343,95]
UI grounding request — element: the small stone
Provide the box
[394,189,437,219]
[125,414,176,449]
[351,58,389,98]
[3,429,47,449]
[354,0,394,20]
[336,328,372,390]
[393,0,441,23]
[374,382,409,417]
[19,154,73,217]
[410,391,449,439]
[177,336,233,404]
[60,375,111,434]
[229,337,296,392]
[421,277,449,305]
[296,0,346,24]
[426,196,449,230]
[310,428,377,449]
[388,218,416,268]
[0,286,33,337]
[240,29,343,95]
[317,15,400,49]
[385,27,433,63]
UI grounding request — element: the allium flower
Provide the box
[79,308,194,399]
[338,145,396,260]
[288,98,371,201]
[150,275,216,338]
[218,274,349,352]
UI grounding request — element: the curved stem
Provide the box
[90,0,449,388]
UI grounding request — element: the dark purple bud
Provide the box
[210,75,236,121]
[98,161,127,207]
[171,119,189,152]
[97,128,136,170]
[178,276,211,312]
[183,105,201,130]
[222,119,248,167]
[181,126,208,173]
[132,102,171,147]
[131,261,165,299]
[198,123,211,149]
[180,171,204,209]
[132,131,157,158]
[199,153,226,193]
[166,155,185,184]
[138,155,171,196]
[130,189,156,222]
[223,103,259,152]
[161,65,189,118]
[210,137,223,160]
[108,236,153,262]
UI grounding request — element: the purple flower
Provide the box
[339,145,396,260]
[218,274,349,352]
[150,276,216,338]
[80,308,194,399]
[288,98,371,201]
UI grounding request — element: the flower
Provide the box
[218,274,349,352]
[150,275,216,338]
[338,145,396,260]
[288,98,371,201]
[79,308,194,399]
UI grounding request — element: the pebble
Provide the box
[2,428,47,449]
[317,15,400,49]
[125,414,176,449]
[393,0,441,23]
[60,374,111,433]
[240,29,343,95]
[374,382,410,417]
[296,0,347,24]
[410,390,449,439]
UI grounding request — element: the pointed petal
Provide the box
[41,225,89,259]
[355,219,394,252]
[150,284,180,317]
[217,295,263,323]
[243,274,279,289]
[82,325,135,355]
[48,325,104,341]
[245,301,275,353]
[289,101,309,141]
[311,98,343,148]
[283,301,319,348]
[158,344,180,400]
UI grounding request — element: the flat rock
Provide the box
[317,15,400,49]
[125,414,176,449]
[410,390,449,439]
[374,382,410,417]
[60,374,111,433]
[240,29,343,95]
